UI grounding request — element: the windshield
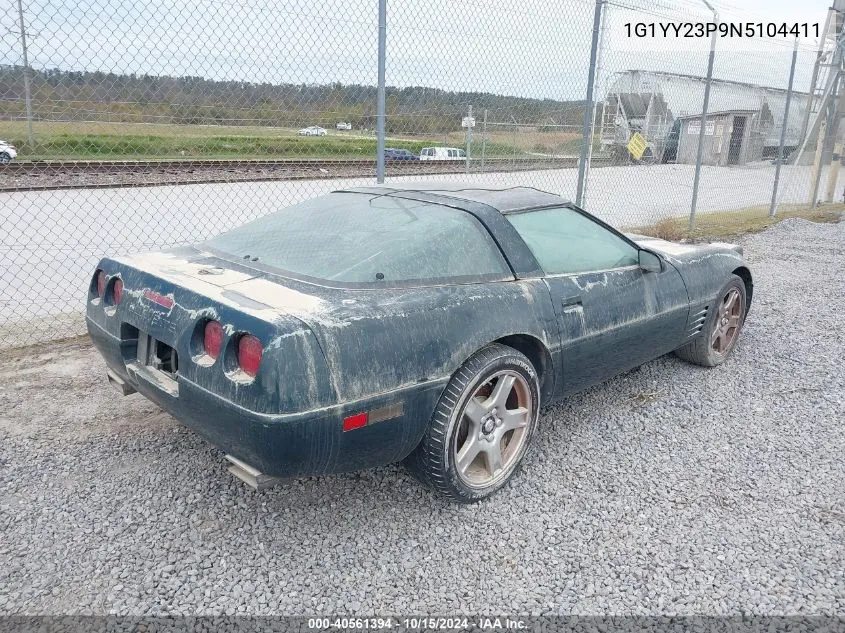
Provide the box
[206,192,511,285]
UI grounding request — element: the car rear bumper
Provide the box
[87,316,447,478]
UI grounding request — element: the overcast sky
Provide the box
[0,0,836,99]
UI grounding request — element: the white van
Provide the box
[419,147,466,161]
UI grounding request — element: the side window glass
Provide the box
[505,207,639,274]
[458,150,466,158]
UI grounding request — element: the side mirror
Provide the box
[639,249,664,273]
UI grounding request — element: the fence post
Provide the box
[769,38,799,218]
[466,104,473,174]
[689,2,718,232]
[583,0,609,206]
[376,0,387,184]
[481,109,487,173]
[16,0,34,148]
[575,0,605,207]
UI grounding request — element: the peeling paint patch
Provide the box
[113,251,326,323]
[227,277,325,315]
[267,329,311,349]
[220,290,272,311]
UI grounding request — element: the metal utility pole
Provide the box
[791,63,839,172]
[375,0,387,184]
[799,8,834,147]
[809,34,845,203]
[770,39,800,218]
[689,0,719,232]
[16,0,34,147]
[807,5,845,204]
[809,114,830,205]
[576,0,605,206]
[824,80,845,201]
[481,109,487,173]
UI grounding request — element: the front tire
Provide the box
[0,152,11,164]
[406,343,540,503]
[675,274,747,367]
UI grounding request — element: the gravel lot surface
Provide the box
[0,219,843,616]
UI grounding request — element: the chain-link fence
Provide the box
[0,0,841,348]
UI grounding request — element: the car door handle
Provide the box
[561,295,582,309]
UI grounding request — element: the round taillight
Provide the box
[113,279,123,304]
[203,320,224,359]
[96,270,106,298]
[238,334,263,377]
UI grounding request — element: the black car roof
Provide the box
[338,183,570,214]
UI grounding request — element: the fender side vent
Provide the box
[686,305,709,338]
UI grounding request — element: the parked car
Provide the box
[420,146,466,160]
[298,126,327,136]
[87,184,752,503]
[0,140,18,163]
[384,147,418,161]
[336,121,352,131]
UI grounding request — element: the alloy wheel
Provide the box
[453,370,533,488]
[711,288,742,355]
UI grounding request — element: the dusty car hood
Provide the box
[625,233,743,260]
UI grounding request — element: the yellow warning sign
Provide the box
[627,132,648,161]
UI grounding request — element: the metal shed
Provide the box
[675,110,763,166]
[600,70,810,162]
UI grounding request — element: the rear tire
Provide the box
[0,152,11,164]
[406,343,540,503]
[675,274,747,367]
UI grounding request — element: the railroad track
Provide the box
[0,156,611,192]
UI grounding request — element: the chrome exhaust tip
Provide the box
[225,455,282,490]
[107,369,136,396]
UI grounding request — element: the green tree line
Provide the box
[0,65,585,134]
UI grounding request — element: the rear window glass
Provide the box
[206,192,511,285]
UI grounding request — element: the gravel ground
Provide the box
[0,218,843,616]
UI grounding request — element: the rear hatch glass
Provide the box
[205,192,510,286]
